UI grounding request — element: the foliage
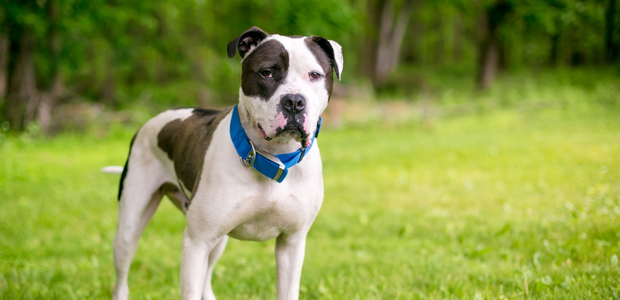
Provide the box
[1,0,618,117]
[0,0,361,109]
[400,0,619,68]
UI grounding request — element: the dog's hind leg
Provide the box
[112,165,169,300]
[202,235,228,300]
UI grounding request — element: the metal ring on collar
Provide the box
[240,140,256,167]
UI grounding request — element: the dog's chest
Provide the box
[226,191,319,241]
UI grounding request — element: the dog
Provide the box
[106,26,343,300]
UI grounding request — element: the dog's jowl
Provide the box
[110,26,343,300]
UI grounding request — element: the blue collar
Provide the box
[229,105,321,183]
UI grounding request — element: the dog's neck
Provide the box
[236,102,302,156]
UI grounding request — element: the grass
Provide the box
[1,82,620,298]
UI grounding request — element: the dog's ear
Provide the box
[309,36,344,80]
[227,27,269,59]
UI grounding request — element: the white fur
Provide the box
[328,40,344,80]
[112,35,340,300]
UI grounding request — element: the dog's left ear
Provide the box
[310,36,344,80]
[227,26,270,59]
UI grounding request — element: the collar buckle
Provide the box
[254,148,287,182]
[272,164,286,182]
[240,140,256,167]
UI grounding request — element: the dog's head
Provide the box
[228,26,343,147]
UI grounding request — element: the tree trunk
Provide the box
[5,33,37,131]
[360,0,382,81]
[402,13,422,64]
[0,34,9,99]
[477,36,500,90]
[374,0,414,84]
[498,39,508,72]
[476,10,491,90]
[452,13,463,64]
[476,0,511,91]
[38,0,63,133]
[605,0,618,62]
[432,16,444,66]
[548,33,560,67]
[101,52,116,106]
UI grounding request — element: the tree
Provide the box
[476,0,512,90]
[605,0,619,62]
[1,1,43,131]
[0,34,8,98]
[1,0,67,132]
[361,0,416,86]
[375,0,415,84]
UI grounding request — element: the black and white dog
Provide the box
[106,26,343,300]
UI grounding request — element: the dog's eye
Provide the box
[260,70,273,78]
[309,72,322,80]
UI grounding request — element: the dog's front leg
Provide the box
[275,232,308,300]
[180,227,214,300]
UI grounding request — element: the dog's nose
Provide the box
[281,94,306,114]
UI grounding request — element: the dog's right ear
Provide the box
[227,27,269,59]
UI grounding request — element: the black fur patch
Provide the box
[304,37,336,99]
[227,27,269,59]
[118,131,139,201]
[191,108,221,119]
[241,40,289,101]
[157,107,232,197]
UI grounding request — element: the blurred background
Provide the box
[0,0,618,133]
[2,1,620,298]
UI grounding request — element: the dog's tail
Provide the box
[101,166,124,174]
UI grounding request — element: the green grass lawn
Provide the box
[1,102,619,299]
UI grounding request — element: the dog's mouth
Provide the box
[257,123,272,141]
[275,123,308,140]
[256,122,308,143]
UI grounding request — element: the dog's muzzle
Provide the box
[277,93,309,139]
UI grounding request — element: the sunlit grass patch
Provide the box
[1,102,619,299]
